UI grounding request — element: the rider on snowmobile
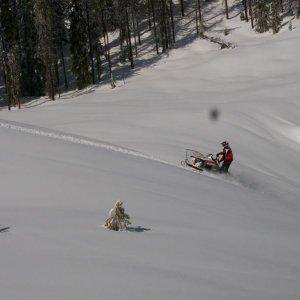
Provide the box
[217,141,233,173]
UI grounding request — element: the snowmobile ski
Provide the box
[181,158,203,172]
[185,161,204,172]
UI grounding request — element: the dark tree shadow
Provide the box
[24,99,50,108]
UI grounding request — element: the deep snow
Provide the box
[0,2,300,299]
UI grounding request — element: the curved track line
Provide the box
[0,119,171,165]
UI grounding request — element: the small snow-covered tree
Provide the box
[104,200,131,231]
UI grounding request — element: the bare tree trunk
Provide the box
[0,38,8,94]
[2,60,11,110]
[224,0,229,19]
[102,11,113,80]
[179,0,185,16]
[133,27,138,57]
[166,3,172,48]
[35,0,58,100]
[104,32,113,81]
[1,65,7,95]
[131,10,138,57]
[49,62,55,100]
[249,0,254,28]
[161,0,169,51]
[195,0,203,36]
[169,0,175,44]
[150,0,159,54]
[86,0,95,84]
[2,46,21,109]
[55,49,60,98]
[147,0,152,31]
[243,0,249,22]
[60,40,68,90]
[197,0,202,21]
[196,10,199,36]
[125,7,134,69]
[96,52,102,83]
[135,16,142,45]
[119,28,124,53]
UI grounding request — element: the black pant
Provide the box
[220,160,232,173]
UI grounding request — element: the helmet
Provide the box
[221,141,229,147]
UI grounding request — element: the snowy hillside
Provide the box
[1,2,300,299]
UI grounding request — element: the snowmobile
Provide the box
[181,149,220,172]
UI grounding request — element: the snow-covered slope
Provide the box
[1,4,300,299]
[1,118,299,300]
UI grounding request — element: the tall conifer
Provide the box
[69,0,91,89]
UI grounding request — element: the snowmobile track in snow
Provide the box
[0,119,172,166]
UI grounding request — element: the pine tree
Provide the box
[35,0,59,100]
[196,0,204,36]
[52,0,69,91]
[69,0,91,90]
[148,0,174,53]
[0,0,21,109]
[254,1,270,33]
[270,0,282,34]
[149,0,159,54]
[19,0,44,97]
[84,0,105,83]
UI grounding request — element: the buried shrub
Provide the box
[104,200,131,231]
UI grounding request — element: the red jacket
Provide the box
[218,146,233,162]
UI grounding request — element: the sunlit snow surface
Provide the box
[1,6,300,300]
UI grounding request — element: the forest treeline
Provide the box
[0,0,299,110]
